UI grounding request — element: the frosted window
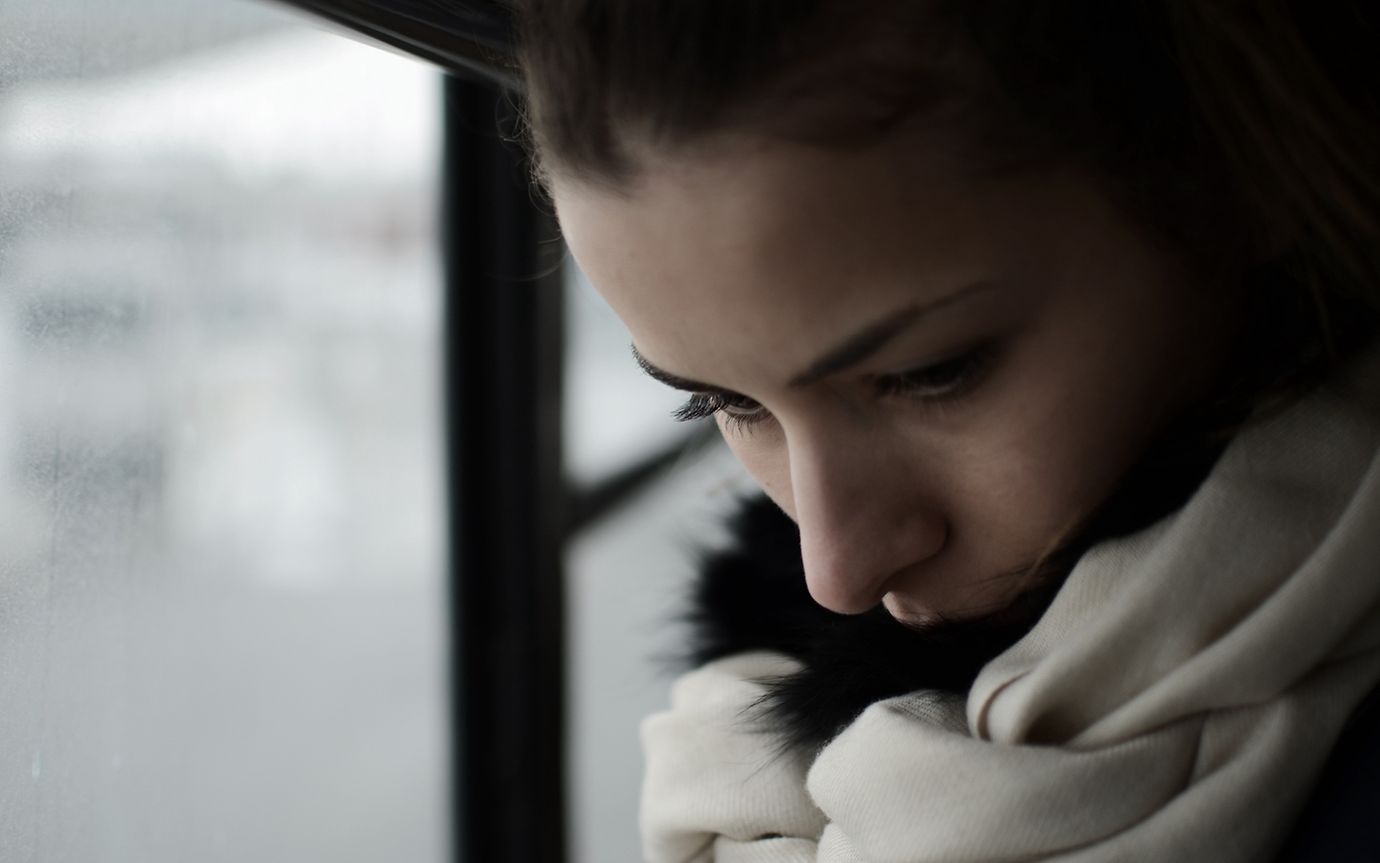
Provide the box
[564,249,758,863]
[0,3,447,861]
[563,262,688,485]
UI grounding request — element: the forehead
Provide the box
[552,135,1059,378]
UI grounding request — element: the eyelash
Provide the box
[672,342,1000,432]
[672,390,767,432]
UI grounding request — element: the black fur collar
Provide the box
[682,494,1060,754]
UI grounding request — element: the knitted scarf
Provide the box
[641,352,1380,863]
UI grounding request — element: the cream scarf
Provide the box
[641,353,1380,863]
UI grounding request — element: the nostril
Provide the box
[800,550,893,615]
[799,514,947,615]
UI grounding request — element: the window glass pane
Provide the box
[563,260,757,863]
[0,4,447,861]
[563,262,685,484]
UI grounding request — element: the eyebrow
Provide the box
[632,344,720,393]
[632,282,993,393]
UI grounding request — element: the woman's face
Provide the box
[554,134,1239,623]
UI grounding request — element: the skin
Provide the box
[554,132,1241,624]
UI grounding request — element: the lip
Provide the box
[882,593,942,628]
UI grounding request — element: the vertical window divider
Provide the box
[443,73,567,863]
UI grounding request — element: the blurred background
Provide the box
[0,1,750,861]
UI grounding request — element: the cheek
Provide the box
[959,421,1097,552]
[948,321,1193,560]
[717,418,796,518]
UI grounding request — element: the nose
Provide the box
[787,425,947,615]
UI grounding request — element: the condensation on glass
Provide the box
[0,2,447,860]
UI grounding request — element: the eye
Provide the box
[672,391,770,431]
[875,342,999,402]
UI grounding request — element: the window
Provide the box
[564,260,755,863]
[0,4,447,860]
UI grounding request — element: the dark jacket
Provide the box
[1277,683,1380,861]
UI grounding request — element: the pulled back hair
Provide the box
[514,0,1380,404]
